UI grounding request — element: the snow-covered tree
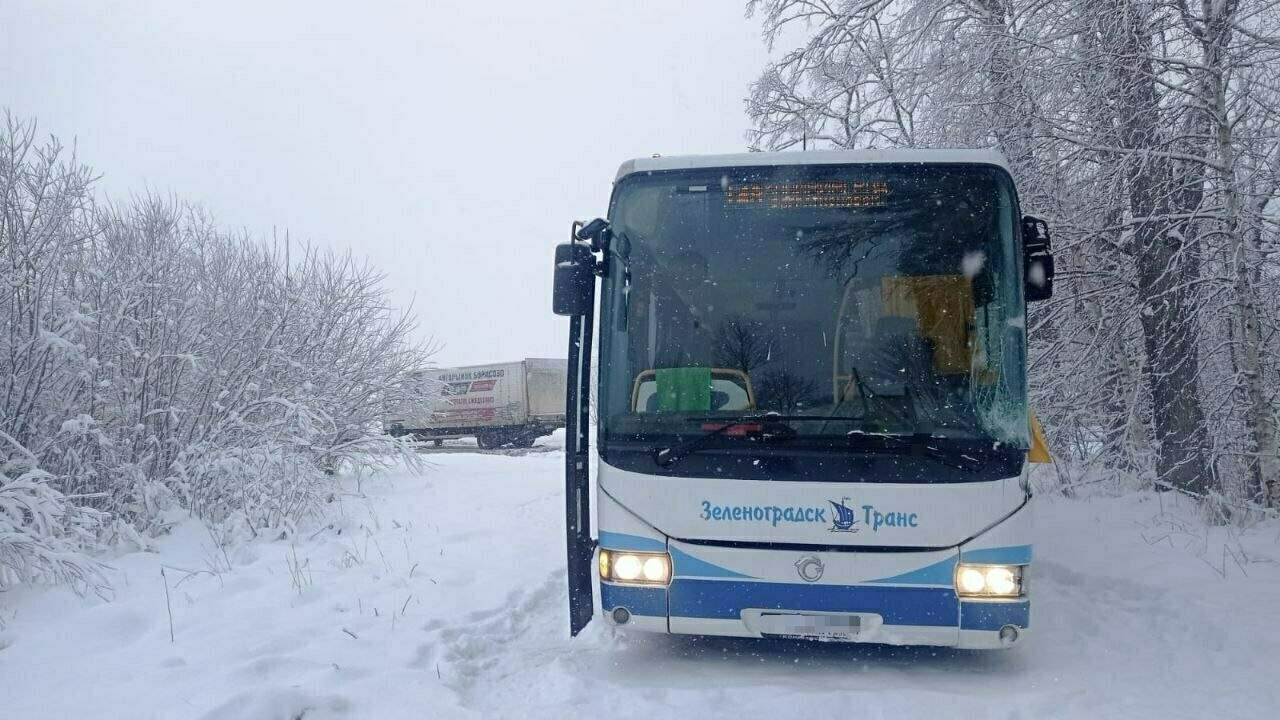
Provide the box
[0,112,436,590]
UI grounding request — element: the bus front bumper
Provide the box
[599,557,1029,650]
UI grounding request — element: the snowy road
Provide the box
[2,447,1278,719]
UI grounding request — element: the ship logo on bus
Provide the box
[829,498,860,533]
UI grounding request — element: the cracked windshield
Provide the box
[601,165,1029,450]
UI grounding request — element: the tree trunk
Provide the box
[1106,1,1213,496]
[1198,2,1280,508]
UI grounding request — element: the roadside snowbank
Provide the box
[1,450,1277,719]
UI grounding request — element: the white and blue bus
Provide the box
[552,150,1054,649]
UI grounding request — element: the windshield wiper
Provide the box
[653,413,823,467]
[650,418,986,471]
[844,431,985,472]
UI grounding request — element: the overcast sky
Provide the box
[3,0,768,367]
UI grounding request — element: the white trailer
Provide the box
[385,359,567,448]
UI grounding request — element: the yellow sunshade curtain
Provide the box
[1028,412,1052,463]
[881,275,974,374]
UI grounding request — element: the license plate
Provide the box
[756,613,862,641]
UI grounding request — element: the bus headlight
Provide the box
[955,563,1024,598]
[599,550,671,585]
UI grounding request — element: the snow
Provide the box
[2,444,1279,719]
[58,414,96,434]
[962,250,986,278]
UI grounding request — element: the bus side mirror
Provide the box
[553,242,596,316]
[1022,215,1054,303]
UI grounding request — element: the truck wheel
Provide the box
[510,434,537,448]
[476,432,500,449]
[433,439,443,447]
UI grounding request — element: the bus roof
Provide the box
[615,148,1010,182]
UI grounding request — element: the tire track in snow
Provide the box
[429,571,659,717]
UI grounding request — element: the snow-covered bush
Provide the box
[0,435,107,594]
[0,112,434,586]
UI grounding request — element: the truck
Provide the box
[551,149,1055,648]
[384,359,568,449]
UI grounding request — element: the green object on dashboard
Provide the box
[655,367,712,412]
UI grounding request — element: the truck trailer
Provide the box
[385,359,567,448]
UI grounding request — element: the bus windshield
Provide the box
[598,164,1030,461]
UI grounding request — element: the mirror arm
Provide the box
[575,218,610,251]
[572,218,610,276]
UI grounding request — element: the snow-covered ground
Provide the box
[2,442,1278,719]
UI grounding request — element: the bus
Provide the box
[551,150,1054,649]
